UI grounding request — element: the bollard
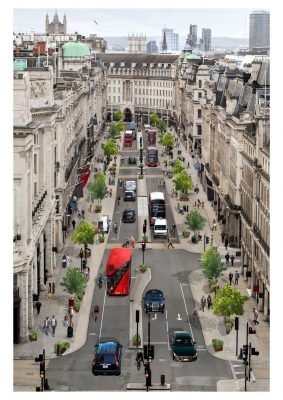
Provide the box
[160,374,165,385]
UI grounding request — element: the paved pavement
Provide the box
[13,128,270,392]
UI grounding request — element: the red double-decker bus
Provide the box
[124,130,133,147]
[147,147,158,167]
[106,248,132,295]
[148,192,166,226]
[148,129,157,146]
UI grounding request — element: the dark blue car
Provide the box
[92,340,122,375]
[144,289,165,313]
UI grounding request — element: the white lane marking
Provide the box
[152,313,157,320]
[165,309,171,350]
[98,288,107,341]
[176,313,183,320]
[179,282,195,342]
[117,218,122,238]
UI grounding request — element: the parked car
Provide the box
[122,209,136,223]
[92,340,122,375]
[128,156,137,165]
[171,331,197,362]
[123,190,136,201]
[144,289,165,313]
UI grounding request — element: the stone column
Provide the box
[28,264,34,329]
[45,217,55,276]
[19,271,29,342]
[263,288,269,321]
[39,234,46,290]
[257,280,264,312]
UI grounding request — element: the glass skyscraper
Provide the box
[249,10,270,51]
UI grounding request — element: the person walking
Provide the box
[117,195,121,206]
[52,282,55,294]
[109,188,112,198]
[228,271,234,285]
[43,317,50,336]
[207,294,212,310]
[230,254,235,266]
[234,271,240,286]
[50,315,57,337]
[62,255,67,268]
[63,314,69,327]
[167,236,175,249]
[35,300,42,315]
[225,252,230,265]
[93,304,100,321]
[212,219,217,231]
[72,219,76,230]
[225,238,229,250]
[69,306,74,327]
[221,232,225,243]
[200,295,206,311]
[253,307,259,325]
[171,223,176,234]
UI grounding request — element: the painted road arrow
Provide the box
[176,314,183,320]
[151,313,157,320]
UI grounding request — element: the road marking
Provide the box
[158,359,167,362]
[152,313,157,320]
[89,332,96,336]
[148,342,168,345]
[176,313,183,320]
[98,288,107,341]
[181,283,189,287]
[179,282,195,342]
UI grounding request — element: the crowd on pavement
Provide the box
[13,124,269,392]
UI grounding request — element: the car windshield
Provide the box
[175,337,193,346]
[155,225,166,230]
[147,292,163,300]
[124,210,134,216]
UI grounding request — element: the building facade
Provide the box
[202,28,212,52]
[46,11,67,35]
[161,28,179,52]
[188,24,198,49]
[249,10,270,51]
[128,34,147,54]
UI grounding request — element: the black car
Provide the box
[171,331,197,362]
[128,156,137,165]
[92,340,122,375]
[144,289,165,313]
[123,190,136,201]
[122,209,136,223]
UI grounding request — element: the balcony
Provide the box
[241,210,252,227]
[212,174,219,186]
[224,194,241,212]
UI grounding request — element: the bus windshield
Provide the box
[106,248,132,295]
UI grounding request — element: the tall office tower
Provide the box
[147,41,158,54]
[161,28,179,52]
[188,24,198,49]
[249,10,270,50]
[202,28,211,52]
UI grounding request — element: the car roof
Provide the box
[146,289,164,296]
[123,208,135,213]
[97,341,118,353]
[174,331,192,338]
[154,219,167,225]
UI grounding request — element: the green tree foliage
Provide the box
[103,140,118,163]
[186,210,206,239]
[157,119,167,133]
[62,267,88,298]
[72,220,96,252]
[116,121,124,132]
[161,132,175,153]
[173,170,193,192]
[172,159,185,175]
[201,246,224,279]
[150,113,160,125]
[213,284,249,317]
[113,109,123,121]
[109,123,119,138]
[91,172,108,204]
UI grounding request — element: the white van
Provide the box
[98,215,110,234]
[153,219,168,239]
[144,124,151,132]
[125,180,136,192]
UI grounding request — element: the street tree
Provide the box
[172,159,185,175]
[213,284,249,318]
[150,113,160,125]
[72,219,96,261]
[157,119,167,133]
[113,109,123,121]
[173,170,193,193]
[91,172,108,204]
[186,210,206,242]
[201,246,224,279]
[162,132,175,153]
[62,267,88,299]
[103,139,118,164]
[109,123,119,138]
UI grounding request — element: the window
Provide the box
[33,154,37,174]
[198,109,202,118]
[197,125,202,135]
[34,182,37,198]
[198,92,202,99]
[198,80,202,88]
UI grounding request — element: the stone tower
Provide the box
[45,11,67,34]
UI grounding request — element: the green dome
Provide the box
[180,53,202,62]
[62,42,91,58]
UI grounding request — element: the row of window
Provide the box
[109,80,173,88]
[108,68,172,77]
[108,96,172,107]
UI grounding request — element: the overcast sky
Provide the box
[12,2,269,39]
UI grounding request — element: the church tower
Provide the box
[45,13,49,34]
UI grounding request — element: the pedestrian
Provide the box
[93,304,100,321]
[225,252,230,265]
[50,315,57,337]
[212,219,217,231]
[230,254,235,266]
[200,295,206,311]
[171,189,175,198]
[48,282,52,293]
[194,184,199,194]
[85,267,90,280]
[72,219,76,230]
[52,282,55,294]
[253,307,259,325]
[69,306,74,327]
[63,313,69,327]
[221,232,225,243]
[167,236,175,249]
[207,294,212,310]
[43,317,50,336]
[35,300,42,315]
[62,254,67,268]
[117,195,121,206]
[234,271,240,286]
[187,161,190,168]
[171,223,176,234]
[109,188,112,198]
[66,255,71,267]
[228,271,234,285]
[197,199,201,208]
[225,238,229,250]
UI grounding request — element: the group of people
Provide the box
[62,254,71,268]
[194,199,204,209]
[200,294,213,311]
[228,270,240,286]
[225,252,235,266]
[43,315,58,337]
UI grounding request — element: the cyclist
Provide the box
[93,304,99,321]
[135,351,144,370]
[113,222,118,233]
[97,273,103,288]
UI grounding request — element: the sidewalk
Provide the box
[14,127,270,392]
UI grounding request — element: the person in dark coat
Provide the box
[230,254,235,266]
[225,252,230,265]
[228,272,233,285]
[224,238,229,250]
[72,219,76,230]
[35,301,42,315]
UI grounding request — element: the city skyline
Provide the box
[14,7,259,39]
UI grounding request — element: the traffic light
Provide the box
[234,316,239,331]
[249,326,256,334]
[40,362,45,379]
[140,137,142,147]
[142,242,146,252]
[242,345,248,358]
[143,224,147,234]
[251,348,259,356]
[35,354,43,363]
[136,310,140,323]
[206,236,209,244]
[143,344,155,360]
